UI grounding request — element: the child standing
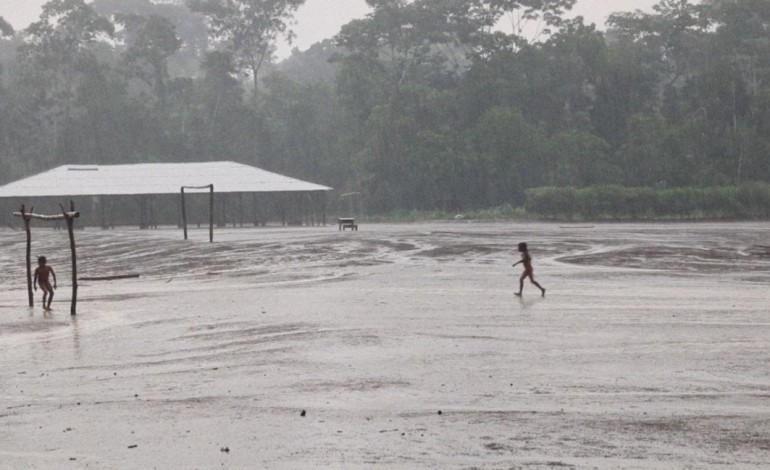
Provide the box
[513,242,545,297]
[33,256,57,310]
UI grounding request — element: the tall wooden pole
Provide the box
[21,205,33,307]
[64,201,78,316]
[181,187,188,240]
[209,184,214,243]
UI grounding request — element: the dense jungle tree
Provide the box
[116,13,182,113]
[187,0,306,95]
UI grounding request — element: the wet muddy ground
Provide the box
[1,222,769,468]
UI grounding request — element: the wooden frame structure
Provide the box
[180,184,214,243]
[13,202,80,315]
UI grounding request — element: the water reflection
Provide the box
[516,295,544,311]
[71,315,82,360]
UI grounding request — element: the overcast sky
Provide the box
[1,0,660,57]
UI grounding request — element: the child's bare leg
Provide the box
[515,273,527,296]
[530,278,545,297]
[42,290,48,308]
[47,289,54,309]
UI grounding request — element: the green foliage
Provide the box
[93,0,209,78]
[116,14,182,111]
[525,183,770,220]
[3,0,770,221]
[187,0,306,94]
[0,17,14,37]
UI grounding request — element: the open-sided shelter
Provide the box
[0,161,333,230]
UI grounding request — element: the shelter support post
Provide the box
[181,187,188,240]
[238,193,243,228]
[218,193,226,228]
[306,193,312,227]
[209,185,214,243]
[139,196,143,229]
[99,197,106,230]
[305,193,311,226]
[149,196,156,229]
[322,193,327,227]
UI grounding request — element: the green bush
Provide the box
[525,183,770,220]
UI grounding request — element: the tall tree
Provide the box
[477,0,577,53]
[116,14,182,113]
[0,17,14,37]
[18,0,114,164]
[93,0,209,78]
[187,50,265,164]
[608,0,708,92]
[187,0,306,95]
[704,0,770,182]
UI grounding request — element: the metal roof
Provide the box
[0,162,332,197]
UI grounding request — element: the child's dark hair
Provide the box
[518,242,528,251]
[38,256,47,263]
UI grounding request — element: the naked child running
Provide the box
[512,242,545,297]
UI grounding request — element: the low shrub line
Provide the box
[525,183,770,220]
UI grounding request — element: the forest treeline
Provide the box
[1,0,769,215]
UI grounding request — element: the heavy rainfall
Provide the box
[0,0,769,468]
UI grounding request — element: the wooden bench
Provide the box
[338,217,358,231]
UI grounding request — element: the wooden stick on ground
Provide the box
[80,274,141,281]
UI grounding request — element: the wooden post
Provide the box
[209,184,214,243]
[108,197,115,229]
[322,193,327,227]
[138,196,144,229]
[309,193,316,227]
[149,196,156,229]
[62,201,78,316]
[218,193,226,228]
[21,205,33,307]
[181,187,188,240]
[238,193,243,228]
[99,197,106,230]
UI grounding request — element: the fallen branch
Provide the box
[79,274,141,282]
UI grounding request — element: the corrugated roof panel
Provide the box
[0,162,332,197]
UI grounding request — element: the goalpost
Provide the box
[13,202,80,315]
[180,184,214,243]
